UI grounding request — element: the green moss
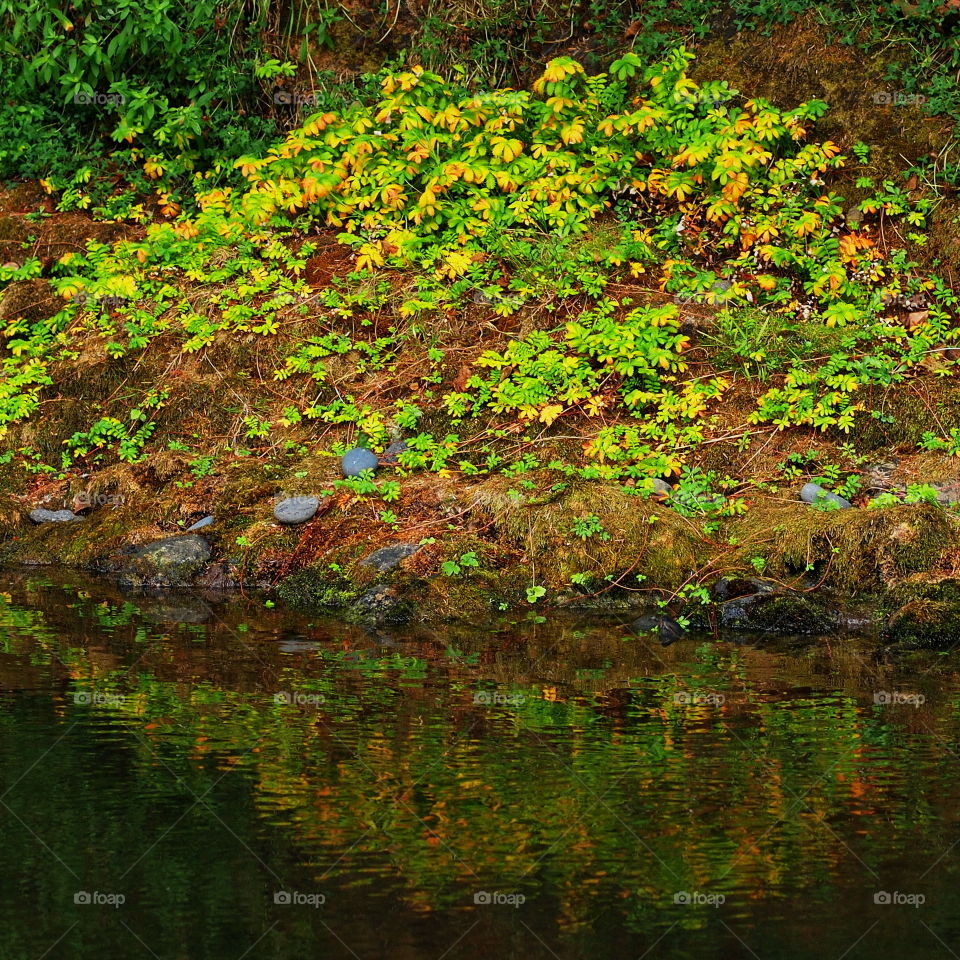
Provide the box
[474,474,703,590]
[722,593,840,635]
[884,599,960,648]
[728,502,956,592]
[273,563,361,610]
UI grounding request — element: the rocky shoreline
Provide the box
[5,471,960,650]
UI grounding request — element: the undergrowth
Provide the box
[1,48,958,526]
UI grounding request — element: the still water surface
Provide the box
[1,572,959,958]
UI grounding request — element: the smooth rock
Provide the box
[29,508,80,524]
[800,482,852,509]
[341,448,379,477]
[360,542,421,573]
[631,614,687,647]
[274,495,320,525]
[186,515,214,532]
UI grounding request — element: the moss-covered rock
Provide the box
[472,474,704,591]
[719,590,841,635]
[883,599,960,649]
[728,502,956,592]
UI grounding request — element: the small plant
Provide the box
[571,514,610,541]
[441,552,480,576]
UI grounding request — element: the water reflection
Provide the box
[1,571,959,958]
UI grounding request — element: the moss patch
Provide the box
[728,502,956,591]
[472,474,704,591]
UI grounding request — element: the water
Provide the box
[1,571,959,959]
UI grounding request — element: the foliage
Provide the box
[1,45,960,535]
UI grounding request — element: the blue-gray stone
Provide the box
[274,495,320,525]
[360,542,420,572]
[382,440,408,464]
[29,508,80,523]
[342,448,379,477]
[800,482,852,509]
[186,515,214,532]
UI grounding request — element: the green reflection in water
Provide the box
[1,572,959,959]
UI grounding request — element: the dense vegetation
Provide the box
[2,0,960,616]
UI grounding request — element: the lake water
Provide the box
[1,571,959,959]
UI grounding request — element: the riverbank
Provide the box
[3,19,960,645]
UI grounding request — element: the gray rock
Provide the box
[800,482,852,509]
[186,515,214,532]
[712,577,776,602]
[862,462,898,493]
[934,480,960,505]
[648,478,672,496]
[381,440,408,465]
[631,614,686,646]
[122,534,212,586]
[352,584,407,625]
[274,495,320,525]
[29,508,81,524]
[342,448,379,477]
[360,542,421,572]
